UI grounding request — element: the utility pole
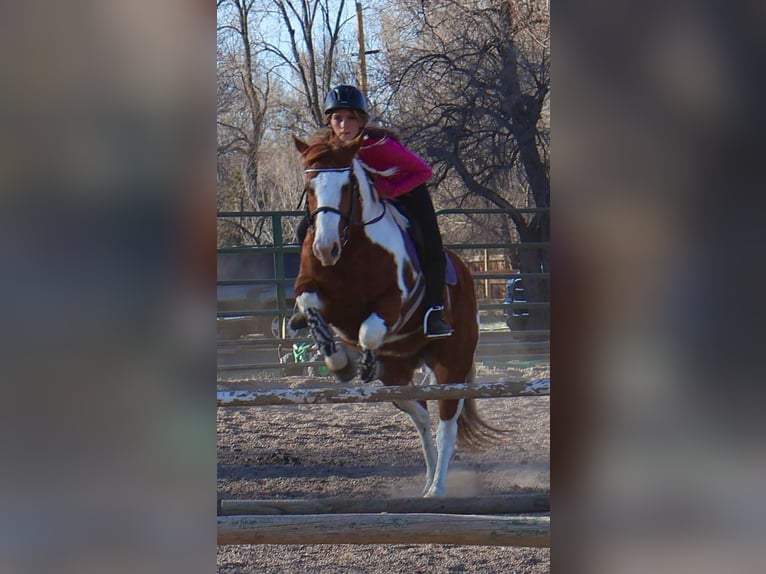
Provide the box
[355,2,368,96]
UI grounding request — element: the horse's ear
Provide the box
[293,135,309,155]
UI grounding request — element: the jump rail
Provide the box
[218,513,550,546]
[219,494,550,516]
[217,378,550,407]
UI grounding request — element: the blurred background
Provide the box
[0,1,217,573]
[555,0,766,571]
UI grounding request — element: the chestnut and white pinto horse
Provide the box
[292,133,503,497]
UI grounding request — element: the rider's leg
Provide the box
[395,185,453,338]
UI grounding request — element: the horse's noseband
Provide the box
[305,167,355,243]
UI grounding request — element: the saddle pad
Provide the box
[445,253,457,286]
[402,230,457,286]
[393,202,456,286]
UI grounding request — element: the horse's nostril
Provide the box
[331,243,339,259]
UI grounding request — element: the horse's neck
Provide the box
[352,159,381,222]
[352,158,414,298]
[352,159,403,233]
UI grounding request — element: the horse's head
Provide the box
[293,134,364,266]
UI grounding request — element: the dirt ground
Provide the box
[217,362,550,573]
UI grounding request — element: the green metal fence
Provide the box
[216,208,549,340]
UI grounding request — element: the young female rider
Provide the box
[292,84,453,338]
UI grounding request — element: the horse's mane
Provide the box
[309,126,403,149]
[307,128,335,147]
[303,129,356,166]
[364,125,402,142]
[302,139,334,166]
[301,125,406,170]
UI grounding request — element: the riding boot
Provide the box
[422,260,453,338]
[396,185,453,338]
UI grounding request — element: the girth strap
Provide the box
[387,273,426,335]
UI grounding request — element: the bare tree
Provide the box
[377,0,550,326]
[217,0,274,244]
[260,0,357,126]
[217,0,360,246]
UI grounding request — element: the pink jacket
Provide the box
[357,135,432,199]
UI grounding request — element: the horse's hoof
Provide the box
[423,487,444,498]
[333,361,356,383]
[288,312,308,331]
[359,362,378,383]
[359,350,378,382]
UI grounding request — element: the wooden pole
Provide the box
[217,379,550,407]
[355,2,368,95]
[218,513,550,546]
[220,494,550,516]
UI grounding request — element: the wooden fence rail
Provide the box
[218,513,550,546]
[217,379,550,407]
[219,494,550,516]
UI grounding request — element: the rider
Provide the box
[292,84,453,338]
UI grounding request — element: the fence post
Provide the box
[272,214,287,337]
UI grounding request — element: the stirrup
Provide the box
[423,305,453,338]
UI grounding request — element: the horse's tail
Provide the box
[457,365,513,451]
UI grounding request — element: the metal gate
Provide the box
[217,208,549,375]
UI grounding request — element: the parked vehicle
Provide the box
[503,277,529,331]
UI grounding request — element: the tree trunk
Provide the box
[499,27,549,331]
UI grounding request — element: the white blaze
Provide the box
[310,170,349,252]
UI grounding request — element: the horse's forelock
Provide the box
[302,139,357,170]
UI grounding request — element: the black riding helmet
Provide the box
[323,85,367,115]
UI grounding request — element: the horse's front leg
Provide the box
[296,292,355,382]
[358,312,388,382]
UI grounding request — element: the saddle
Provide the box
[389,200,457,286]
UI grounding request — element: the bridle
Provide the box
[304,166,387,245]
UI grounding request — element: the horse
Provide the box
[291,132,504,497]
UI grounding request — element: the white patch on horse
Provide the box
[296,292,323,313]
[425,398,464,498]
[388,202,410,230]
[311,170,349,252]
[324,347,348,371]
[358,313,387,350]
[353,158,413,299]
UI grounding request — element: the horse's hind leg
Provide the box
[382,360,437,494]
[392,399,437,494]
[424,397,464,498]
